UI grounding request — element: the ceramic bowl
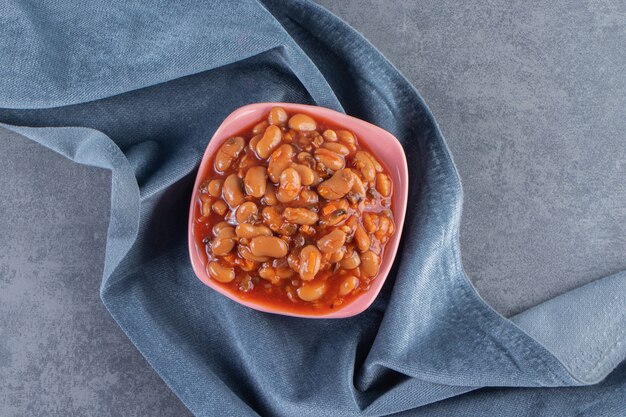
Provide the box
[188,103,408,318]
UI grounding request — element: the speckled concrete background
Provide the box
[1,1,625,415]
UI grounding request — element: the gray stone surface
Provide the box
[1,1,625,416]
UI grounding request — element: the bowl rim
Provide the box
[188,102,409,318]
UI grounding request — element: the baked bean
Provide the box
[340,248,361,270]
[238,244,269,263]
[235,223,272,239]
[212,221,231,236]
[276,167,301,203]
[235,202,258,224]
[354,224,370,252]
[322,142,350,156]
[268,144,295,183]
[212,227,236,256]
[360,251,380,277]
[337,132,356,153]
[329,247,346,263]
[268,106,288,126]
[336,130,355,143]
[322,129,337,142]
[223,174,245,207]
[297,281,327,301]
[283,208,319,225]
[258,263,294,282]
[361,150,383,173]
[207,179,223,197]
[298,245,321,280]
[317,229,346,254]
[250,236,289,258]
[350,170,366,199]
[217,226,235,239]
[375,173,391,197]
[211,237,235,256]
[338,275,359,296]
[354,151,376,182]
[318,169,354,200]
[292,164,316,186]
[314,148,345,171]
[252,121,269,135]
[288,113,317,131]
[249,134,262,152]
[256,125,282,159]
[212,200,228,216]
[208,262,235,283]
[244,166,267,197]
[363,213,378,233]
[214,136,245,173]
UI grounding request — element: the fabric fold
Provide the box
[511,270,626,385]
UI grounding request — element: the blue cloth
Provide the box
[1,0,625,415]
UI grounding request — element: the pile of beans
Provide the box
[193,107,395,312]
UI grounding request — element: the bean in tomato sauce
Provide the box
[193,107,395,314]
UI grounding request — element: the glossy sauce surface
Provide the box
[193,107,395,314]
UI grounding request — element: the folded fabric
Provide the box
[1,0,624,415]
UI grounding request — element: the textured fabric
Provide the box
[1,0,625,415]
